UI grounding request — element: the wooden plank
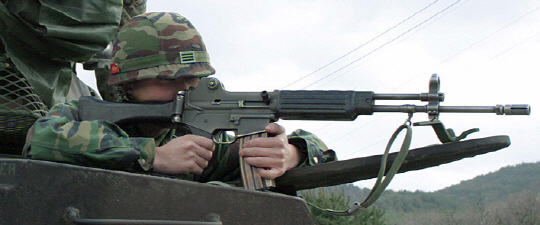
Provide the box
[275,135,510,191]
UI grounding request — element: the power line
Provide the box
[488,30,540,61]
[442,5,540,66]
[342,138,388,159]
[391,4,540,92]
[306,0,466,158]
[315,0,471,90]
[333,6,540,159]
[297,1,464,154]
[280,0,441,89]
[302,0,463,90]
[327,115,387,145]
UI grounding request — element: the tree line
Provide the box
[299,161,540,224]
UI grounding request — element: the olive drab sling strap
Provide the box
[308,115,413,216]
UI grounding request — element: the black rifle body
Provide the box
[79,76,529,141]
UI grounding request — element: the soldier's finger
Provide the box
[193,155,209,171]
[242,135,286,149]
[240,147,283,159]
[185,134,215,151]
[265,123,285,135]
[243,155,283,169]
[258,167,285,180]
[194,146,214,161]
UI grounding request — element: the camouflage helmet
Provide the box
[108,12,216,86]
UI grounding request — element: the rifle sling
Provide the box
[308,122,412,216]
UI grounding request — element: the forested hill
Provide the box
[304,161,540,224]
[376,161,540,210]
[435,161,540,205]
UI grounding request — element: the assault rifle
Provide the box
[79,74,530,193]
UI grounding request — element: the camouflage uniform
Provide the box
[25,99,335,184]
[0,0,146,108]
[25,12,336,185]
[0,0,146,155]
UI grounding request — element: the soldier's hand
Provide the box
[153,135,214,175]
[239,123,302,180]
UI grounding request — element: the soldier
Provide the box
[25,12,335,184]
[0,0,146,154]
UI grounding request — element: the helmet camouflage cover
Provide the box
[108,12,215,86]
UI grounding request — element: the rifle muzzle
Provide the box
[497,104,531,115]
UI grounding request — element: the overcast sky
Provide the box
[79,0,539,192]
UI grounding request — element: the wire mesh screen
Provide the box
[1,52,49,154]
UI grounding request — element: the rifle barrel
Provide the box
[373,93,444,101]
[372,104,530,115]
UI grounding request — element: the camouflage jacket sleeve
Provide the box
[195,129,336,185]
[287,129,337,166]
[25,100,155,171]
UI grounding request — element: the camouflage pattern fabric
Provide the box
[0,0,148,108]
[289,129,337,166]
[24,100,155,171]
[121,0,147,26]
[108,12,215,86]
[25,100,334,184]
[0,0,126,108]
